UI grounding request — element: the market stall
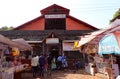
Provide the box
[98,32,120,79]
[0,43,8,79]
[12,38,33,66]
[82,44,97,76]
[0,34,32,79]
[82,30,120,78]
[73,24,120,79]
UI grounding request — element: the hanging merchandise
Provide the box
[4,48,10,55]
[12,47,20,56]
[85,44,97,54]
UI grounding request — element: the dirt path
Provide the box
[49,70,107,79]
[22,69,107,79]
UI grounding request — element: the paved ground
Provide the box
[21,69,107,79]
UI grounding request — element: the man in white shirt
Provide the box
[31,55,39,78]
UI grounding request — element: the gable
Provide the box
[15,15,98,30]
[14,4,98,30]
[42,32,62,43]
[40,4,70,15]
[66,15,98,30]
[14,16,45,30]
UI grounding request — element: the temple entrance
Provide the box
[43,32,63,57]
[49,46,59,58]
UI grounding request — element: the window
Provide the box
[45,14,66,30]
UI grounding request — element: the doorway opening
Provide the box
[49,46,59,58]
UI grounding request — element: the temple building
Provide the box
[0,4,98,61]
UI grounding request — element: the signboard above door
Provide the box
[46,38,59,44]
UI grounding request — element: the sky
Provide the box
[0,0,120,29]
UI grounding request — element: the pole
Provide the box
[110,54,115,79]
[82,45,86,67]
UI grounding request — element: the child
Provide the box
[51,61,56,70]
[51,57,56,70]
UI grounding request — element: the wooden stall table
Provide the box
[14,69,25,79]
[2,67,14,79]
[2,64,28,79]
[14,64,31,79]
[14,64,26,79]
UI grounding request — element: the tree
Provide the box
[113,9,120,19]
[0,26,14,31]
[113,8,120,19]
[110,8,120,23]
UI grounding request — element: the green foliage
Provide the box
[0,26,14,31]
[113,10,120,19]
[110,9,120,24]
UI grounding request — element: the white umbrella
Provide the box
[12,38,33,51]
[0,34,28,51]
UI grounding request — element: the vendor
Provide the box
[14,57,19,66]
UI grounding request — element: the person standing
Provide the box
[72,59,77,73]
[57,55,62,70]
[76,60,81,71]
[51,56,57,70]
[31,55,39,78]
[39,54,45,77]
[47,54,53,75]
[62,55,68,71]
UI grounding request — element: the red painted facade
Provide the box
[14,4,98,30]
[15,17,45,30]
[66,17,94,30]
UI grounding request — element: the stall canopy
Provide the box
[12,38,33,51]
[0,34,31,51]
[98,33,120,55]
[76,23,120,48]
[93,19,120,43]
[76,30,105,48]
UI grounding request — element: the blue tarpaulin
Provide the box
[98,33,120,55]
